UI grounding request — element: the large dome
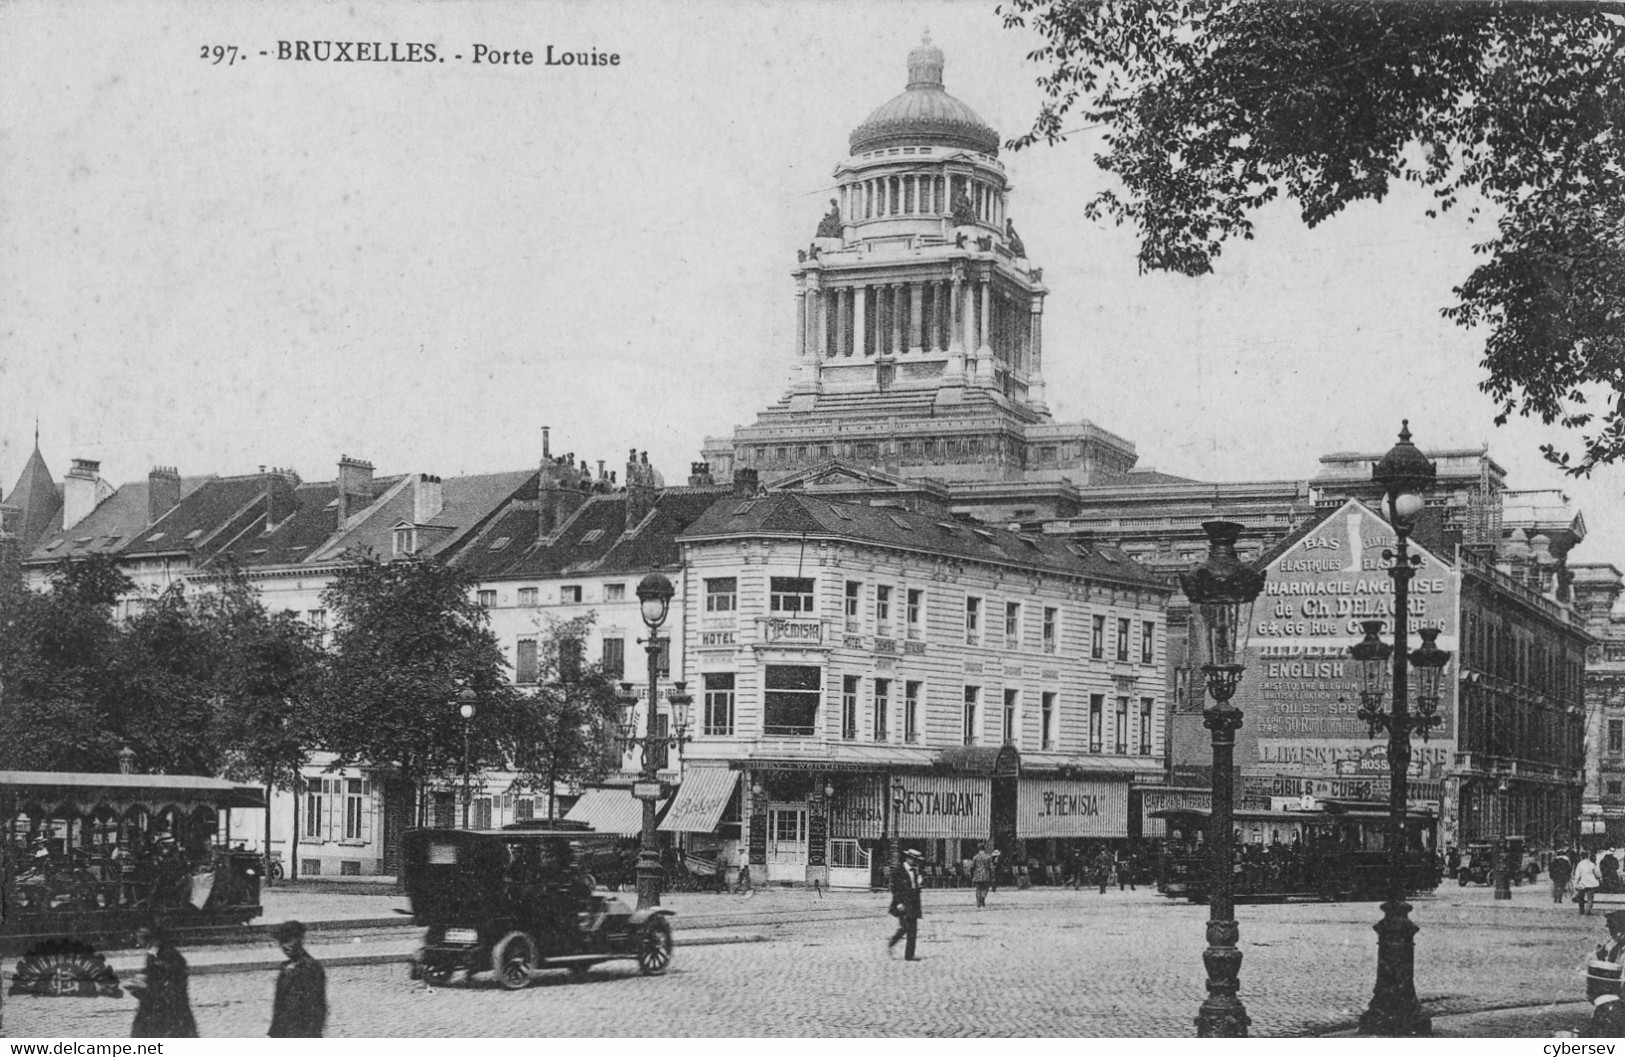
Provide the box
[849,38,1000,157]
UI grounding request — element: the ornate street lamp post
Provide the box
[1349,421,1451,1037]
[1180,520,1266,1038]
[456,688,477,829]
[1494,774,1513,901]
[614,572,693,910]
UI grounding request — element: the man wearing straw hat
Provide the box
[887,849,925,961]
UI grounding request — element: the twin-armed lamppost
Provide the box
[1180,520,1267,1038]
[457,687,477,829]
[616,572,693,910]
[1348,421,1452,1037]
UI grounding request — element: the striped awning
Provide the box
[894,775,992,840]
[658,768,738,833]
[564,787,666,837]
[1017,778,1128,839]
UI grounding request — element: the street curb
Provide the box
[173,931,770,975]
[1313,999,1594,1038]
[0,932,769,981]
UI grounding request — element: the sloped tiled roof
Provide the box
[312,470,534,564]
[210,482,344,567]
[119,475,278,558]
[680,493,1166,587]
[7,446,63,549]
[27,475,211,563]
[454,486,732,580]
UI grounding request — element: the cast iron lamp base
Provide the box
[1357,900,1431,1036]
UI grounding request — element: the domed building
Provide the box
[702,38,1138,522]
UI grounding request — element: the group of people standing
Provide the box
[1550,849,1623,914]
[128,919,327,1038]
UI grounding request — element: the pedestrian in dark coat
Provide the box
[887,849,925,961]
[1094,847,1115,894]
[128,926,198,1038]
[1551,851,1574,904]
[268,920,327,1037]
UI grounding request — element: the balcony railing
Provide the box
[764,724,817,737]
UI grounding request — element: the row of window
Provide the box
[478,583,629,608]
[707,576,1156,661]
[513,635,667,684]
[697,667,1157,754]
[303,777,370,843]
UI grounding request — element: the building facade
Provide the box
[673,491,1169,887]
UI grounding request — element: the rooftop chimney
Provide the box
[625,447,658,527]
[538,435,587,539]
[413,474,444,524]
[62,458,102,530]
[148,466,181,525]
[732,468,759,496]
[336,455,374,523]
[688,461,715,487]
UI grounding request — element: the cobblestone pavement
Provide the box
[6,884,1612,1037]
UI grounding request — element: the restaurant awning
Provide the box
[658,768,738,833]
[564,787,667,837]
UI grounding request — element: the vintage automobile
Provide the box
[402,822,674,989]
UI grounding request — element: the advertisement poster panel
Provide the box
[1231,499,1458,781]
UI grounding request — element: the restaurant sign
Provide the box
[893,775,991,839]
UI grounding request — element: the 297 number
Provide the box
[201,45,240,65]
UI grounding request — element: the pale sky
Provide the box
[4,0,1621,571]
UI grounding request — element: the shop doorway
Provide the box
[767,804,807,883]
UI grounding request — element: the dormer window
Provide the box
[393,525,417,556]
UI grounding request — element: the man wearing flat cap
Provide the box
[268,920,327,1037]
[887,849,925,961]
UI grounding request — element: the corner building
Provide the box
[674,492,1168,887]
[703,39,1137,523]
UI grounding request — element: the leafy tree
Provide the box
[201,568,324,870]
[999,0,1625,473]
[108,583,224,775]
[316,555,523,826]
[511,615,627,819]
[0,557,131,770]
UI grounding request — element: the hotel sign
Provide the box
[758,618,825,645]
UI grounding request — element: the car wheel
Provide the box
[492,932,536,991]
[637,917,672,976]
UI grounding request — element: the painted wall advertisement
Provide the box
[1232,499,1458,785]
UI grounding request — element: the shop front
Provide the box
[1013,775,1130,880]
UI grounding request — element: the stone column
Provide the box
[854,285,868,358]
[944,269,967,383]
[1027,296,1048,412]
[815,287,830,359]
[897,281,910,356]
[795,290,807,361]
[908,282,924,354]
[837,288,850,357]
[978,280,993,356]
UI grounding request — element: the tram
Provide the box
[1152,801,1442,903]
[1,770,266,954]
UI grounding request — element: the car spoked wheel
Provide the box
[492,932,536,991]
[637,917,672,976]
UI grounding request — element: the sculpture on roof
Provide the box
[815,198,842,239]
[1005,219,1026,258]
[950,190,976,227]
